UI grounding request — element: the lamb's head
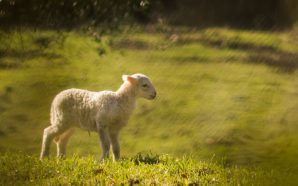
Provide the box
[122,73,156,100]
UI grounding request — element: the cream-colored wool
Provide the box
[40,73,156,160]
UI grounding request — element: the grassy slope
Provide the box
[0,26,298,185]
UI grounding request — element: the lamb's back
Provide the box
[50,88,120,129]
[50,89,99,126]
[53,88,96,109]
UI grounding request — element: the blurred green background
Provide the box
[0,0,298,182]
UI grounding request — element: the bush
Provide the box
[0,0,154,28]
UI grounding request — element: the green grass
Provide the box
[0,153,290,186]
[0,26,298,185]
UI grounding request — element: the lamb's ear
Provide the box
[122,75,136,84]
[122,75,128,82]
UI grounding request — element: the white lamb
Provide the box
[40,73,156,160]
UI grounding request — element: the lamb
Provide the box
[40,73,156,160]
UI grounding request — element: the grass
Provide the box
[0,26,298,185]
[0,153,289,185]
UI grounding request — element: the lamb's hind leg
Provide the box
[40,125,65,159]
[55,128,75,158]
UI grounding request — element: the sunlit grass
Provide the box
[0,153,289,186]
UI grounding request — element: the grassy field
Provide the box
[0,153,290,185]
[0,26,298,185]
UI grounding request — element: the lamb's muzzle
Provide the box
[150,91,157,99]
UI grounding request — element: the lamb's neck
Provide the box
[116,83,137,108]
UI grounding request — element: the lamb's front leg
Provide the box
[109,131,120,161]
[98,127,110,160]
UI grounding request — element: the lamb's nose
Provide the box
[151,91,157,99]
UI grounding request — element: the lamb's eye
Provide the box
[142,84,148,88]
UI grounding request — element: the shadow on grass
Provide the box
[193,37,298,73]
[111,32,298,73]
[166,34,298,72]
[0,49,62,69]
[0,49,61,60]
[111,39,151,50]
[248,51,298,73]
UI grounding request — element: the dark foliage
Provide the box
[0,0,297,28]
[159,0,298,28]
[0,0,153,28]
